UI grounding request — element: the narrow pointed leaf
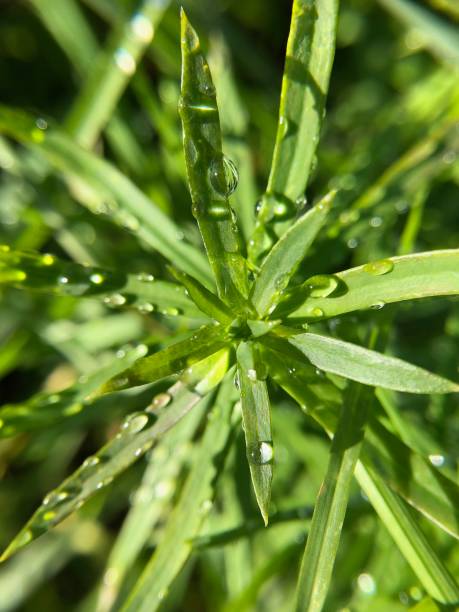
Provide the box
[289,332,459,393]
[0,248,202,318]
[251,191,335,317]
[284,250,459,320]
[101,324,229,392]
[236,342,273,525]
[179,10,248,307]
[295,384,369,612]
[249,0,339,260]
[168,266,233,323]
[122,373,237,612]
[0,105,211,285]
[1,350,229,562]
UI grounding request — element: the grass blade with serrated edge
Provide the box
[236,342,273,525]
[251,191,335,317]
[0,345,149,438]
[121,372,237,612]
[249,0,339,261]
[0,248,202,318]
[96,392,208,612]
[281,250,459,320]
[65,0,170,148]
[168,266,233,323]
[0,350,229,562]
[354,463,459,604]
[0,106,212,285]
[295,383,369,612]
[179,10,249,308]
[288,332,459,393]
[101,323,229,393]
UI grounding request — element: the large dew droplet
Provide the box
[121,412,150,434]
[248,441,274,465]
[147,392,172,412]
[305,275,338,298]
[363,259,394,276]
[209,156,239,197]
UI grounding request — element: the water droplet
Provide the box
[121,412,149,434]
[370,301,385,310]
[89,273,104,285]
[254,200,262,215]
[57,275,69,285]
[363,259,394,276]
[148,392,172,411]
[339,210,360,226]
[274,273,289,291]
[15,529,33,548]
[131,13,154,42]
[82,456,100,469]
[443,150,456,165]
[347,238,359,249]
[36,117,48,131]
[357,573,376,595]
[428,454,445,467]
[305,307,324,318]
[273,202,288,217]
[248,441,274,465]
[295,194,308,211]
[116,348,126,358]
[154,479,174,499]
[247,369,257,382]
[209,156,238,198]
[279,115,290,138]
[200,499,213,514]
[40,253,55,266]
[104,293,126,307]
[207,203,230,220]
[119,212,140,231]
[43,490,69,506]
[136,272,154,282]
[369,216,383,228]
[114,48,136,75]
[42,510,56,521]
[137,302,154,313]
[305,275,338,298]
[160,306,180,316]
[157,588,168,601]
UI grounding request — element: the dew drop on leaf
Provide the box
[40,253,55,266]
[137,302,154,313]
[209,156,238,197]
[89,273,105,285]
[104,293,127,307]
[305,274,338,298]
[363,259,394,276]
[136,272,154,282]
[57,275,69,285]
[130,13,154,43]
[148,392,172,411]
[370,301,385,310]
[247,441,274,465]
[121,412,150,434]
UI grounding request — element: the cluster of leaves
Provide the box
[0,0,459,610]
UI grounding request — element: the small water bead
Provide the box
[57,275,69,285]
[428,454,445,467]
[104,293,127,307]
[209,156,239,198]
[279,116,290,139]
[157,589,169,602]
[114,48,136,75]
[43,490,69,507]
[273,202,289,218]
[160,306,180,316]
[89,273,105,285]
[370,301,385,310]
[247,369,257,382]
[121,412,150,434]
[305,275,338,298]
[42,510,57,522]
[147,392,172,413]
[15,529,33,548]
[369,216,383,228]
[130,13,154,43]
[254,200,262,215]
[200,499,213,514]
[295,194,308,211]
[96,476,114,490]
[36,117,48,131]
[136,272,154,282]
[248,441,274,465]
[305,307,324,318]
[347,238,359,249]
[40,253,55,266]
[207,203,230,220]
[363,259,394,276]
[357,573,376,595]
[82,456,100,469]
[137,302,154,313]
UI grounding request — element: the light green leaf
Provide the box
[122,373,237,612]
[295,384,369,612]
[249,0,339,260]
[179,11,249,308]
[251,191,335,317]
[236,342,273,525]
[284,250,459,320]
[0,105,212,285]
[0,247,202,318]
[289,332,459,393]
[101,324,229,392]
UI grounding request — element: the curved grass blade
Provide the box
[65,0,170,148]
[0,247,202,318]
[251,191,335,317]
[295,384,369,612]
[179,10,249,308]
[249,0,339,261]
[0,344,149,438]
[121,372,237,612]
[168,266,233,323]
[101,323,229,393]
[289,332,459,393]
[283,250,459,320]
[0,350,230,562]
[236,342,273,525]
[0,106,212,285]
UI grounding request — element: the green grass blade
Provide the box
[295,384,369,612]
[168,266,233,323]
[0,105,211,284]
[236,341,273,525]
[378,0,459,67]
[251,191,335,317]
[354,463,459,604]
[0,345,149,437]
[283,250,459,320]
[0,247,202,318]
[179,10,249,308]
[101,324,229,392]
[249,0,339,260]
[121,373,237,612]
[289,332,459,393]
[65,0,170,148]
